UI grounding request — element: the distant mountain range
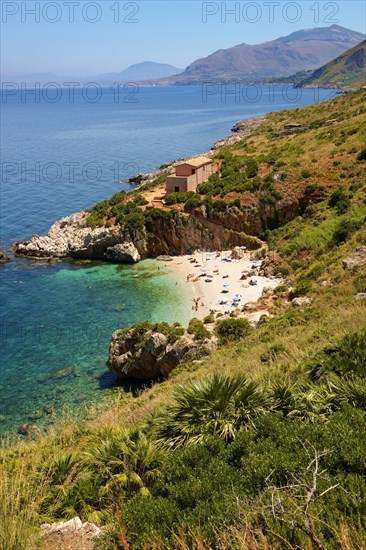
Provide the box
[146,25,365,85]
[1,62,183,86]
[295,40,366,89]
[2,26,364,88]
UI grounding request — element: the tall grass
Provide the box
[0,445,49,550]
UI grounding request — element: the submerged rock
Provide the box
[17,422,40,437]
[28,410,43,421]
[0,251,10,263]
[38,365,77,383]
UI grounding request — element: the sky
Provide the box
[1,0,365,76]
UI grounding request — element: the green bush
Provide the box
[356,147,366,162]
[107,191,126,206]
[184,194,203,211]
[216,318,251,345]
[301,169,312,179]
[124,210,145,231]
[332,217,362,245]
[203,314,215,324]
[308,330,366,381]
[187,318,211,340]
[245,158,259,178]
[328,187,350,215]
[293,278,312,297]
[165,191,195,206]
[167,327,185,344]
[304,183,318,195]
[133,194,149,206]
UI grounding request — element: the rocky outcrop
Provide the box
[107,325,216,379]
[13,210,259,262]
[231,246,246,260]
[0,251,10,263]
[106,242,141,263]
[13,212,121,259]
[292,296,312,307]
[213,115,266,149]
[40,517,101,550]
[342,247,366,270]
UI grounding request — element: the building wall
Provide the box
[166,162,218,195]
[176,164,195,177]
[166,176,189,194]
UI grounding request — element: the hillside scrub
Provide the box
[1,90,366,550]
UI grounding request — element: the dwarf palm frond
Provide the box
[154,373,273,448]
[270,382,297,416]
[287,386,331,423]
[327,376,366,410]
[82,429,165,500]
[307,330,366,381]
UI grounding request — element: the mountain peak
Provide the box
[163,25,365,84]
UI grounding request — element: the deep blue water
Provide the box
[0,85,337,434]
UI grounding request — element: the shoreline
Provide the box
[127,114,267,186]
[167,250,281,324]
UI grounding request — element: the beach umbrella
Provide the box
[200,267,208,272]
[223,283,230,288]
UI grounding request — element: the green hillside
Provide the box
[1,91,366,550]
[297,40,366,89]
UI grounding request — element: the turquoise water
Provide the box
[0,85,338,435]
[0,258,191,435]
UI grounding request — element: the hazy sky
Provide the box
[1,0,365,76]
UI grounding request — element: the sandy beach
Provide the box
[168,250,281,322]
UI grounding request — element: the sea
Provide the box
[0,84,338,435]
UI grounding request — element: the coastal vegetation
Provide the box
[296,40,366,90]
[2,90,366,549]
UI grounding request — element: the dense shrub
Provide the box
[133,194,149,206]
[332,217,362,245]
[124,210,145,231]
[308,330,366,381]
[119,409,366,548]
[216,318,251,344]
[301,169,312,179]
[245,158,259,178]
[184,194,203,211]
[356,147,366,161]
[187,318,211,340]
[328,187,350,214]
[164,191,195,205]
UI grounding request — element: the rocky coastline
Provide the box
[13,114,272,263]
[12,210,263,263]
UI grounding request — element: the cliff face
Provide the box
[13,210,263,262]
